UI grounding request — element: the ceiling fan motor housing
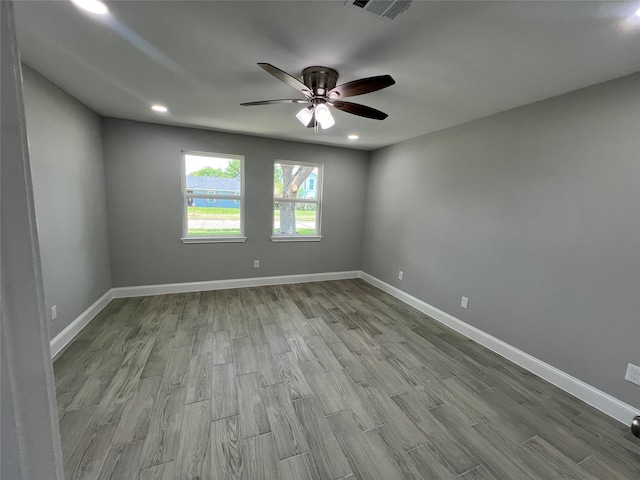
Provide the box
[302,66,339,97]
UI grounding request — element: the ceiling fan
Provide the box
[240,63,395,129]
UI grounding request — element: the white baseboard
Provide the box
[360,272,640,426]
[49,289,114,359]
[111,270,361,298]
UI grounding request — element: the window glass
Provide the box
[182,152,244,240]
[273,162,322,238]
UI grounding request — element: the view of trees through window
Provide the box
[181,154,321,240]
[190,159,240,179]
[274,162,322,236]
[183,153,243,237]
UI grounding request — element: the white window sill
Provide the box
[271,235,323,243]
[181,236,247,244]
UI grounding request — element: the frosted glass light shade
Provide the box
[296,107,313,126]
[315,104,331,122]
[315,103,334,129]
[319,114,335,129]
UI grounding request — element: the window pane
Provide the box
[183,152,243,238]
[274,163,318,200]
[186,198,241,236]
[274,201,318,235]
[185,155,241,191]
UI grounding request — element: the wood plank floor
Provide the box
[53,279,640,480]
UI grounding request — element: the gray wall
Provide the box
[1,2,64,477]
[363,73,640,408]
[23,66,112,340]
[102,119,369,287]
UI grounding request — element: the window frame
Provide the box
[272,160,323,242]
[180,150,246,244]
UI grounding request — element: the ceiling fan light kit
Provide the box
[296,106,314,126]
[313,103,335,129]
[241,63,395,130]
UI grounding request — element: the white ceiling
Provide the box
[14,1,640,150]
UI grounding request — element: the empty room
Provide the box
[2,1,640,479]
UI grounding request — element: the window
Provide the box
[273,161,323,241]
[181,151,245,243]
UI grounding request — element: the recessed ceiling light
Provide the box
[70,0,109,15]
[636,7,640,17]
[348,134,359,140]
[151,104,168,113]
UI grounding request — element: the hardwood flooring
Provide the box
[53,279,640,479]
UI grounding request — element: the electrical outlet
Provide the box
[51,305,57,320]
[460,296,469,309]
[253,260,260,269]
[625,363,640,386]
[398,271,403,280]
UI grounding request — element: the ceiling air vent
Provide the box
[345,0,412,21]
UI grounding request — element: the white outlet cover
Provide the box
[625,363,640,386]
[398,271,403,280]
[51,305,57,320]
[253,260,259,268]
[461,297,469,309]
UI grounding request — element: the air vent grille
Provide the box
[384,0,411,19]
[367,1,392,16]
[344,0,412,21]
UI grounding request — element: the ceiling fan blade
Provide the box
[240,99,309,106]
[328,75,395,99]
[331,101,389,120]
[257,63,312,97]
